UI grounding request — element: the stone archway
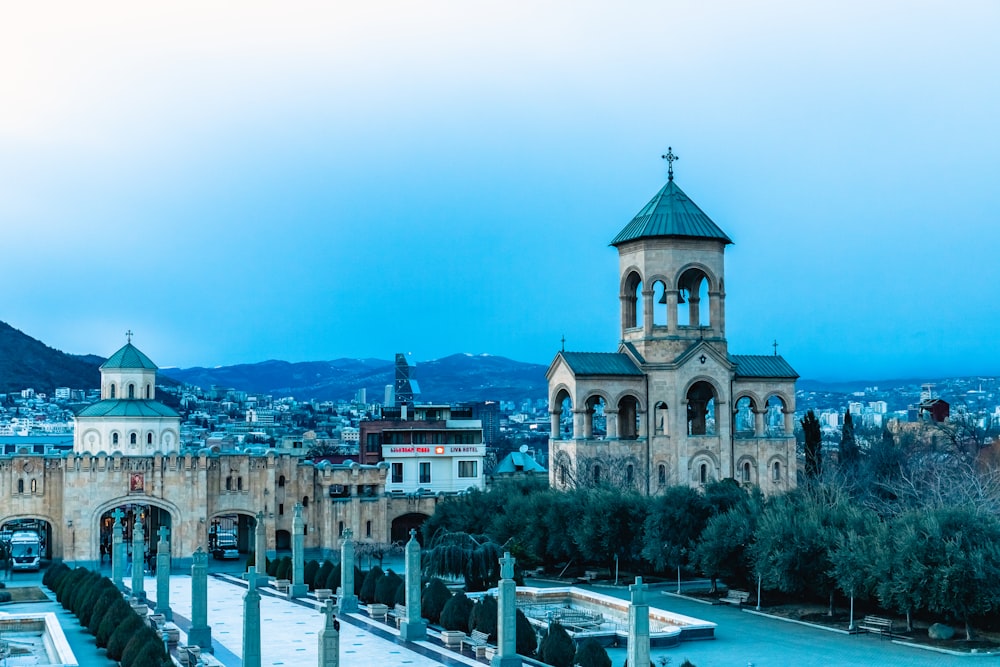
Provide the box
[390,513,429,544]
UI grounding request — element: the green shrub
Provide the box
[96,598,132,647]
[538,621,575,667]
[469,595,498,642]
[374,569,402,606]
[439,591,474,633]
[106,612,144,661]
[43,562,70,588]
[275,556,292,581]
[304,560,320,591]
[325,563,342,592]
[515,609,537,657]
[0,591,11,603]
[266,557,277,577]
[422,578,452,624]
[359,566,384,604]
[354,566,364,596]
[573,638,611,667]
[394,580,407,606]
[87,589,122,635]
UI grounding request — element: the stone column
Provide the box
[290,503,308,598]
[666,291,679,333]
[627,577,650,667]
[131,516,145,601]
[254,511,267,573]
[399,529,427,641]
[604,409,618,439]
[754,409,766,437]
[242,565,263,667]
[642,288,654,337]
[155,526,172,621]
[491,552,521,667]
[549,411,560,440]
[111,508,125,591]
[338,529,358,613]
[188,547,213,653]
[318,599,340,667]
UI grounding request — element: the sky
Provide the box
[2,1,998,381]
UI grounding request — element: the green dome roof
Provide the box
[76,399,179,418]
[100,343,158,371]
[611,179,732,246]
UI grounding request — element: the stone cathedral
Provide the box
[547,154,798,494]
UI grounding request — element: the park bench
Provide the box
[857,615,893,637]
[462,629,490,658]
[719,589,750,606]
[315,588,333,602]
[393,604,407,628]
[368,603,389,621]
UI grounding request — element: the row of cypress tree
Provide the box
[42,563,171,667]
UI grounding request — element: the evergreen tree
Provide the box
[573,638,610,667]
[359,566,384,603]
[421,578,452,624]
[801,410,822,479]
[439,591,474,633]
[538,621,575,667]
[839,410,859,470]
[515,608,537,657]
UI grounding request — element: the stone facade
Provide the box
[548,170,798,494]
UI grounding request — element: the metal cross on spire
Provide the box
[772,339,779,356]
[125,329,134,343]
[661,147,679,181]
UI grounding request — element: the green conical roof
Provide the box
[611,179,732,246]
[100,343,158,370]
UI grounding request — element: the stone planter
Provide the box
[441,630,465,648]
[368,603,388,621]
[315,588,333,601]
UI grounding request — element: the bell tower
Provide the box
[611,148,732,364]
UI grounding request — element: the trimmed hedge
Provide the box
[439,591,474,633]
[422,578,452,624]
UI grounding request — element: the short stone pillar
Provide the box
[290,503,308,598]
[627,577,650,667]
[187,547,212,653]
[154,526,172,621]
[254,511,267,572]
[131,516,145,602]
[399,529,427,641]
[111,508,125,591]
[338,529,358,613]
[318,599,340,667]
[492,551,521,667]
[242,565,263,667]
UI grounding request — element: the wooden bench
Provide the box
[857,615,893,637]
[315,588,333,602]
[462,629,490,658]
[719,589,750,606]
[583,570,599,581]
[394,604,407,629]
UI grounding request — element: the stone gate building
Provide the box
[547,158,798,494]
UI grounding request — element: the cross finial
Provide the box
[111,508,125,524]
[561,335,566,353]
[661,147,679,181]
[125,329,133,344]
[158,526,170,543]
[772,339,779,356]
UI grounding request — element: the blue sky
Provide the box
[2,1,998,381]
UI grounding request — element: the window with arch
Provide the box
[765,396,788,436]
[687,381,717,436]
[30,478,37,493]
[303,496,309,508]
[109,384,116,398]
[366,520,372,538]
[676,267,711,328]
[658,464,666,485]
[112,432,119,446]
[145,384,151,399]
[654,401,668,434]
[585,395,607,438]
[128,383,135,399]
[338,521,344,536]
[626,464,634,487]
[699,463,707,484]
[622,270,643,329]
[130,433,137,445]
[237,477,243,491]
[147,432,153,445]
[734,396,756,435]
[593,465,601,485]
[617,395,641,440]
[278,475,286,488]
[225,477,232,491]
[559,464,567,485]
[742,461,752,482]
[17,479,24,494]
[773,461,782,481]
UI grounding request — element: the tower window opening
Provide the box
[110,384,116,399]
[128,383,135,399]
[658,464,666,485]
[699,463,707,484]
[129,433,137,445]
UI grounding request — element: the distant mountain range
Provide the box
[0,321,548,403]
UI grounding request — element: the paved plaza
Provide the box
[0,567,982,666]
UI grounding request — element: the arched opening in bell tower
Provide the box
[676,267,711,328]
[686,381,717,436]
[652,280,668,326]
[617,395,641,440]
[734,396,757,436]
[622,271,643,330]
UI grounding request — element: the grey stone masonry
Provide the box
[154,525,172,620]
[627,577,650,667]
[242,565,263,667]
[131,516,145,601]
[187,547,212,653]
[290,502,308,598]
[111,508,125,590]
[255,511,267,570]
[318,599,340,667]
[399,529,427,641]
[338,529,358,613]
[491,551,521,667]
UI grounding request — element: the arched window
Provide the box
[112,433,119,446]
[338,521,344,536]
[654,401,668,434]
[742,461,751,482]
[30,479,37,493]
[622,270,643,329]
[278,475,286,488]
[658,464,666,485]
[687,381,718,436]
[147,432,153,445]
[626,464,634,487]
[676,267,711,327]
[735,397,756,435]
[237,477,243,491]
[303,496,309,508]
[366,520,372,538]
[130,433,137,445]
[773,461,782,481]
[593,465,601,485]
[699,463,707,484]
[128,384,135,399]
[225,477,232,491]
[145,384,151,399]
[279,503,284,515]
[109,384,116,398]
[559,465,567,486]
[17,479,24,494]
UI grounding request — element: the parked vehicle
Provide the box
[212,532,239,560]
[10,531,41,571]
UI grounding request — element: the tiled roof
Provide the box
[100,343,158,370]
[611,180,732,246]
[76,400,180,418]
[730,355,799,379]
[561,352,643,376]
